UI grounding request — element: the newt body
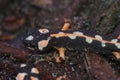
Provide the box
[23,28,120,53]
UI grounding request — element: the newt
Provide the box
[16,23,120,80]
[23,22,120,62]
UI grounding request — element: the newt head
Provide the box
[23,28,51,51]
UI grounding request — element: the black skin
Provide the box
[23,28,120,53]
[22,27,120,72]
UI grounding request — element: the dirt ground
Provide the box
[0,0,120,80]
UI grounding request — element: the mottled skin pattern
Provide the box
[23,28,120,54]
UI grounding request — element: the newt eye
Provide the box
[38,29,49,34]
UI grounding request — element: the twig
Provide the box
[84,52,93,80]
[52,0,83,30]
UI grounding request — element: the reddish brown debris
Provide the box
[87,53,120,80]
[3,16,25,32]
[0,30,2,36]
[0,34,15,41]
[0,42,27,61]
[32,0,53,8]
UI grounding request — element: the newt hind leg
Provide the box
[109,52,120,72]
[101,51,120,72]
[113,52,120,60]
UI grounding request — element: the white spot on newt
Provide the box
[25,35,34,41]
[38,29,49,34]
[73,31,83,35]
[95,35,102,40]
[20,64,27,67]
[111,39,118,42]
[16,73,27,80]
[58,32,65,34]
[55,32,65,38]
[101,43,106,47]
[85,38,93,44]
[115,43,120,49]
[38,38,50,50]
[68,36,76,39]
[31,68,39,74]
